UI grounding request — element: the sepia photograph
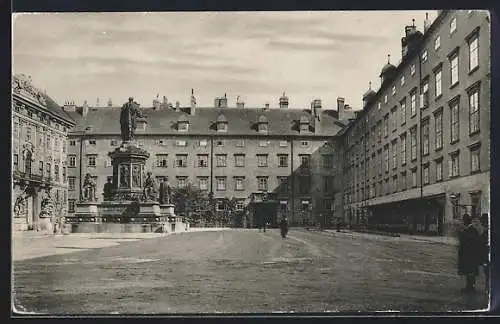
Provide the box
[11,9,491,315]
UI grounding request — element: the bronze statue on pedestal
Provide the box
[82,173,97,202]
[120,97,145,143]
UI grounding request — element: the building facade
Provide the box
[341,10,491,235]
[12,74,76,231]
[64,95,352,227]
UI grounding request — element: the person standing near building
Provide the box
[457,214,482,293]
[480,213,490,294]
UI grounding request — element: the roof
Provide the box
[177,114,189,123]
[67,106,344,137]
[379,62,396,77]
[216,114,228,123]
[12,74,75,125]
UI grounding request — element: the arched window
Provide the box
[24,151,32,175]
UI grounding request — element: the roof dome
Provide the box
[363,81,376,99]
[258,115,268,123]
[216,114,228,123]
[379,54,396,77]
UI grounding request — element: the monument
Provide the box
[68,97,180,233]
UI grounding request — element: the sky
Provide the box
[12,11,437,110]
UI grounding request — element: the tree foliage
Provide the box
[170,184,213,225]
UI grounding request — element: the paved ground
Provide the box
[12,229,488,314]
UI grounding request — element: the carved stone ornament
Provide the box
[22,143,35,161]
[13,74,47,106]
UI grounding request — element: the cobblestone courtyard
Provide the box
[12,229,488,314]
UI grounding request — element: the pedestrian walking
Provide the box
[280,217,289,238]
[336,218,341,232]
[457,213,482,294]
[480,213,490,293]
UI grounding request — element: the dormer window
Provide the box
[216,114,228,132]
[299,115,310,133]
[257,115,268,134]
[300,123,309,132]
[177,115,189,132]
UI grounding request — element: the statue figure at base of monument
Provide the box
[142,172,158,201]
[82,173,97,202]
[103,177,114,201]
[120,97,145,143]
[39,191,55,218]
[159,177,172,205]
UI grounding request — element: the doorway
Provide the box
[253,202,278,228]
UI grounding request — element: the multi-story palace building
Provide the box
[341,10,490,235]
[63,94,356,227]
[12,74,76,231]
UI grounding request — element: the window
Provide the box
[450,100,460,143]
[410,64,416,76]
[46,162,51,178]
[301,141,309,147]
[410,90,417,117]
[299,176,311,194]
[410,127,417,161]
[88,139,96,145]
[449,152,460,177]
[391,108,397,132]
[470,191,481,218]
[110,139,119,146]
[156,154,168,167]
[258,123,268,133]
[197,177,208,191]
[423,164,430,185]
[68,155,76,167]
[13,154,19,170]
[175,154,187,167]
[54,164,59,181]
[422,50,428,62]
[154,139,165,146]
[176,140,187,147]
[278,154,288,167]
[401,75,405,86]
[217,123,228,133]
[392,85,396,96]
[300,155,311,169]
[383,114,389,137]
[401,172,407,190]
[435,109,443,150]
[257,154,268,167]
[400,98,406,125]
[278,176,289,193]
[259,140,269,147]
[257,177,268,191]
[87,155,96,167]
[450,54,459,86]
[69,140,76,146]
[384,95,388,104]
[411,168,418,188]
[199,139,208,147]
[177,176,187,189]
[471,147,480,173]
[68,177,76,191]
[65,199,76,213]
[301,200,310,211]
[236,200,245,211]
[392,176,398,193]
[435,36,441,50]
[216,200,225,211]
[235,177,245,191]
[178,122,189,132]
[384,146,389,172]
[392,141,397,169]
[322,154,333,169]
[197,154,209,168]
[62,166,66,181]
[235,140,245,147]
[323,176,333,193]
[421,80,429,108]
[436,159,443,181]
[450,16,456,34]
[38,160,43,174]
[216,154,227,167]
[279,140,288,147]
[469,88,480,134]
[45,135,50,148]
[323,199,333,212]
[435,68,442,98]
[234,154,245,167]
[469,34,479,71]
[422,118,430,156]
[378,102,381,110]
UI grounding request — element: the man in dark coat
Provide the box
[280,217,289,238]
[457,213,481,293]
[480,213,490,293]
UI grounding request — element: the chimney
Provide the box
[96,98,100,108]
[424,12,431,33]
[175,101,180,111]
[236,96,245,108]
[264,103,270,111]
[153,99,161,110]
[107,98,112,107]
[63,100,76,112]
[214,95,228,108]
[337,97,345,120]
[190,88,197,115]
[279,92,289,109]
[82,100,89,117]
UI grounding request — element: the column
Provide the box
[33,187,40,230]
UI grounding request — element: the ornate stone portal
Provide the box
[69,98,177,233]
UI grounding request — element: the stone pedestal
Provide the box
[72,201,99,222]
[38,217,53,232]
